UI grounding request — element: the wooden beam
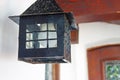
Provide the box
[71,30,79,44]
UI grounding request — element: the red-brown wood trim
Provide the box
[52,64,60,80]
[56,0,120,24]
[87,44,120,51]
[71,30,79,44]
[76,13,120,23]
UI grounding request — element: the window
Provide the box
[105,60,120,80]
[26,23,57,49]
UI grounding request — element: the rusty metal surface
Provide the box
[22,0,63,15]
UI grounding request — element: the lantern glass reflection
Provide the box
[26,23,57,49]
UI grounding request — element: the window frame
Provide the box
[25,23,58,49]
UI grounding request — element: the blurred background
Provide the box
[0,0,45,80]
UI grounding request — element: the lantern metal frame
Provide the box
[9,0,78,64]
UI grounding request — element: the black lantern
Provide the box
[9,0,77,63]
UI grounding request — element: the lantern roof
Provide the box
[22,0,63,15]
[9,0,62,24]
[9,0,78,30]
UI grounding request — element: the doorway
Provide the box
[87,44,120,80]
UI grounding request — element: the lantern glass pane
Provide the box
[38,32,47,39]
[39,41,47,48]
[26,33,33,40]
[40,23,47,31]
[26,41,34,49]
[34,41,40,48]
[48,32,57,39]
[26,25,38,32]
[48,40,57,48]
[48,23,56,30]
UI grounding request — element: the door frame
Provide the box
[87,44,120,80]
